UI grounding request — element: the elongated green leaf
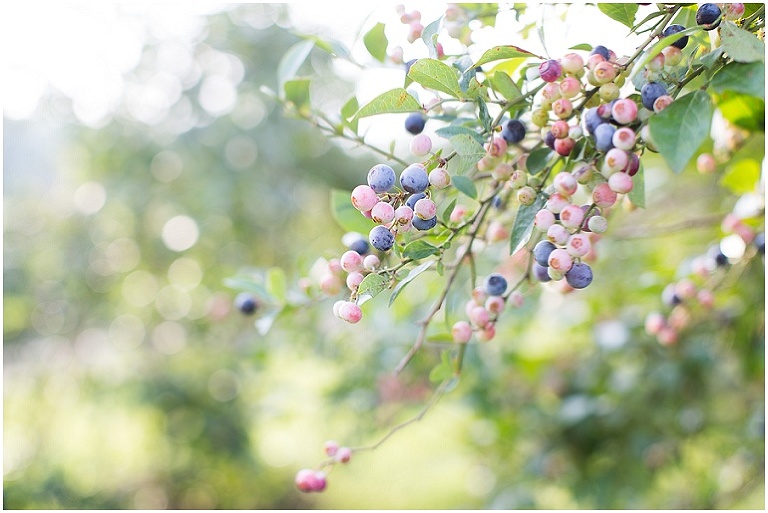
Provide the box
[632,25,702,78]
[389,260,434,307]
[526,147,553,175]
[341,96,359,133]
[330,189,374,233]
[408,58,463,98]
[472,45,541,69]
[569,43,593,51]
[435,125,485,145]
[354,88,422,120]
[266,267,287,303]
[491,71,523,102]
[403,240,440,260]
[509,194,546,254]
[450,134,486,176]
[421,17,443,59]
[597,3,638,29]
[441,197,457,224]
[363,22,388,62]
[429,350,454,383]
[720,159,761,194]
[720,21,765,63]
[648,90,714,174]
[356,273,388,304]
[452,175,477,199]
[284,79,310,110]
[277,39,315,89]
[627,163,645,208]
[711,61,765,99]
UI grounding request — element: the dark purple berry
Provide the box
[591,45,611,60]
[533,261,551,282]
[565,262,593,289]
[623,152,640,176]
[235,292,258,315]
[662,24,689,49]
[641,82,668,110]
[412,215,437,231]
[502,119,527,143]
[539,59,562,82]
[405,112,426,134]
[696,3,722,30]
[533,240,557,267]
[544,131,556,149]
[400,164,429,193]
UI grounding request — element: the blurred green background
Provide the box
[3,3,764,509]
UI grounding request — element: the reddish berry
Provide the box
[539,59,563,82]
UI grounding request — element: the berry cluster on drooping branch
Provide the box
[227,2,765,493]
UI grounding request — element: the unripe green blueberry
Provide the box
[371,201,396,224]
[527,176,542,188]
[452,320,473,343]
[428,167,451,188]
[559,204,585,229]
[517,186,537,205]
[662,46,683,67]
[531,108,550,127]
[409,133,432,156]
[640,125,657,151]
[598,82,620,102]
[592,182,618,207]
[547,266,565,281]
[569,125,583,139]
[587,215,608,233]
[572,164,594,184]
[508,169,528,189]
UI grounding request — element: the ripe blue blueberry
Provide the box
[696,3,721,30]
[405,192,427,210]
[400,164,429,193]
[708,244,729,267]
[404,58,418,75]
[483,273,508,296]
[405,112,426,135]
[533,261,551,282]
[412,215,437,231]
[662,24,689,49]
[367,164,396,193]
[544,131,556,150]
[590,45,610,60]
[754,232,765,254]
[584,107,607,135]
[235,292,258,315]
[369,225,395,251]
[533,240,557,267]
[502,119,526,143]
[593,123,616,152]
[641,82,668,110]
[348,238,369,255]
[565,262,593,289]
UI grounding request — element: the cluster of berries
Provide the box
[295,441,353,493]
[451,273,522,343]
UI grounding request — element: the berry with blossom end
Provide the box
[539,59,562,82]
[602,148,629,176]
[534,240,557,267]
[608,171,633,194]
[560,52,585,75]
[725,2,745,20]
[477,323,496,342]
[662,46,683,67]
[611,98,638,125]
[394,205,414,226]
[566,232,591,258]
[346,271,364,292]
[429,167,451,188]
[547,223,570,245]
[338,302,363,324]
[534,209,556,232]
[599,82,620,102]
[554,171,578,196]
[414,198,437,220]
[644,312,666,336]
[546,192,571,214]
[559,76,582,98]
[560,204,585,230]
[531,109,550,128]
[324,440,339,457]
[612,127,636,151]
[452,321,473,343]
[371,201,395,224]
[485,296,506,314]
[551,120,570,140]
[653,95,673,113]
[552,98,574,119]
[335,446,352,464]
[351,185,379,212]
[593,183,618,208]
[340,250,364,273]
[548,248,574,273]
[410,134,432,156]
[593,61,617,84]
[367,164,396,193]
[565,262,593,289]
[486,137,508,158]
[369,225,395,251]
[412,215,437,231]
[517,186,537,206]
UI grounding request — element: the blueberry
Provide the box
[591,45,610,60]
[483,273,508,296]
[696,3,722,30]
[367,164,396,193]
[584,107,607,135]
[491,195,503,209]
[593,123,616,152]
[533,261,551,282]
[708,244,729,267]
[565,262,593,289]
[412,215,437,231]
[755,232,765,254]
[404,58,418,75]
[348,238,369,255]
[641,82,668,110]
[369,225,395,251]
[502,119,526,143]
[405,192,427,210]
[539,59,562,82]
[405,112,426,135]
[662,24,689,49]
[544,130,556,150]
[533,240,557,267]
[661,284,682,306]
[400,164,429,193]
[235,292,258,315]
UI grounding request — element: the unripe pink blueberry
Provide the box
[559,204,585,229]
[407,21,424,43]
[559,76,582,98]
[328,258,343,274]
[508,291,524,308]
[603,148,630,175]
[371,201,395,224]
[554,137,575,156]
[587,215,608,233]
[586,53,605,70]
[469,305,491,328]
[338,302,362,324]
[517,186,537,205]
[726,2,745,19]
[394,205,414,225]
[675,279,697,299]
[612,127,636,151]
[476,323,496,342]
[450,204,468,222]
[485,137,508,157]
[560,52,585,75]
[644,311,666,336]
[346,271,364,292]
[321,274,343,295]
[653,95,673,113]
[324,440,340,457]
[464,298,479,318]
[541,82,562,105]
[668,305,691,331]
[414,198,437,220]
[547,223,570,245]
[697,289,715,308]
[611,98,638,125]
[608,171,633,194]
[295,469,318,493]
[657,326,678,346]
[491,163,513,181]
[646,53,665,72]
[554,171,578,196]
[696,153,717,174]
[476,156,497,172]
[485,295,506,314]
[592,183,618,208]
[548,248,573,272]
[471,286,487,303]
[593,61,617,84]
[546,192,571,214]
[390,46,404,64]
[363,254,380,271]
[340,250,364,273]
[662,46,683,66]
[429,167,451,188]
[550,120,569,140]
[534,208,556,232]
[451,320,473,343]
[335,446,352,464]
[566,232,591,257]
[486,220,509,243]
[351,185,379,212]
[552,98,574,119]
[410,133,432,156]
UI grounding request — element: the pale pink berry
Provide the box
[324,440,340,457]
[414,198,437,220]
[476,323,496,342]
[464,298,480,318]
[592,183,618,208]
[559,204,585,229]
[332,300,345,318]
[390,45,404,64]
[675,279,697,299]
[546,192,571,214]
[697,289,714,308]
[320,274,343,295]
[541,81,562,102]
[410,134,432,156]
[696,153,716,174]
[491,163,513,181]
[553,172,578,196]
[551,120,570,139]
[668,305,691,331]
[611,98,638,125]
[394,205,414,225]
[485,295,506,314]
[603,148,629,175]
[534,208,556,232]
[295,469,317,493]
[653,95,673,113]
[407,21,424,43]
[328,258,343,274]
[559,76,582,98]
[560,52,585,75]
[363,254,380,271]
[452,320,473,343]
[429,167,451,188]
[608,171,633,194]
[646,53,665,72]
[486,220,509,243]
[645,311,666,336]
[508,169,527,189]
[477,156,496,172]
[351,185,378,212]
[471,286,487,303]
[340,250,364,273]
[371,201,395,224]
[552,98,574,119]
[450,204,468,222]
[469,305,491,328]
[554,137,575,156]
[485,137,508,158]
[508,291,524,308]
[566,232,591,257]
[346,271,364,292]
[662,46,683,66]
[338,302,362,324]
[593,61,617,84]
[335,446,352,464]
[587,215,608,233]
[547,223,570,245]
[548,248,573,272]
[612,128,636,151]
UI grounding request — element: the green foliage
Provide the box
[363,23,388,62]
[720,20,765,63]
[408,58,464,98]
[597,3,639,29]
[509,194,546,254]
[353,88,422,119]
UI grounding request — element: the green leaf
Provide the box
[711,61,765,99]
[720,159,761,194]
[720,21,765,63]
[354,88,422,120]
[716,92,765,131]
[277,39,314,89]
[403,240,440,260]
[266,267,287,303]
[224,275,272,302]
[283,79,310,110]
[648,90,714,174]
[477,98,493,134]
[408,58,463,98]
[389,260,434,307]
[509,194,546,254]
[630,10,667,34]
[255,307,282,336]
[472,45,541,69]
[450,134,486,176]
[597,3,638,29]
[363,22,388,62]
[330,189,374,233]
[341,96,359,133]
[452,175,478,199]
[627,162,645,208]
[421,17,443,59]
[435,125,485,145]
[306,35,349,59]
[429,349,454,383]
[356,273,389,305]
[491,71,523,102]
[526,147,553,175]
[698,47,725,69]
[569,43,593,51]
[441,197,457,224]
